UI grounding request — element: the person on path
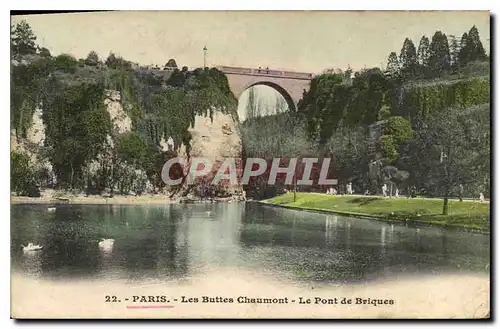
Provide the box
[347,183,353,195]
[382,184,387,197]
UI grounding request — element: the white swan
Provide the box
[98,238,115,249]
[22,242,43,251]
[47,207,56,212]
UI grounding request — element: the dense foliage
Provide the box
[10,20,237,195]
[397,76,490,120]
[242,24,490,211]
[11,20,490,212]
[10,151,40,197]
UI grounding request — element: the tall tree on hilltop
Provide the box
[386,52,400,77]
[448,35,460,71]
[458,32,470,68]
[399,38,417,76]
[11,20,38,56]
[164,59,178,69]
[429,31,451,75]
[417,35,430,67]
[468,25,487,62]
[85,50,100,66]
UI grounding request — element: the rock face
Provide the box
[12,88,244,196]
[104,90,132,134]
[178,111,244,196]
[188,112,242,159]
[11,106,46,156]
[26,107,46,147]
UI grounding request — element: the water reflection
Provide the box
[20,251,43,278]
[325,215,338,244]
[11,203,490,284]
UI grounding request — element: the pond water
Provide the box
[10,202,490,284]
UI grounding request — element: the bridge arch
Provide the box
[217,66,313,119]
[240,81,296,113]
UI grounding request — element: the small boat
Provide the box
[22,242,43,251]
[98,238,115,249]
[47,207,56,212]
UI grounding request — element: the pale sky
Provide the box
[12,11,491,121]
[12,11,490,73]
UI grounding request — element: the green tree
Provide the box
[467,25,487,62]
[38,47,51,57]
[429,31,451,75]
[448,35,460,71]
[105,52,132,70]
[53,54,78,73]
[246,87,258,119]
[407,109,479,214]
[11,151,39,196]
[458,32,470,68]
[325,125,370,191]
[116,132,148,166]
[417,35,430,67]
[43,82,111,188]
[85,50,100,66]
[380,135,398,164]
[164,59,178,69]
[11,20,37,56]
[11,57,55,137]
[399,38,417,76]
[386,52,400,77]
[384,116,413,144]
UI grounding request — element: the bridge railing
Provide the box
[216,66,314,79]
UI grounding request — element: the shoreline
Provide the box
[11,193,490,234]
[11,194,179,205]
[259,201,488,235]
[260,194,491,234]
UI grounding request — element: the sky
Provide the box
[12,11,490,73]
[12,11,491,120]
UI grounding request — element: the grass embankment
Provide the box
[265,193,490,232]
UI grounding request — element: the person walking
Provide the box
[382,184,387,197]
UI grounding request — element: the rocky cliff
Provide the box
[178,111,244,196]
[12,89,244,196]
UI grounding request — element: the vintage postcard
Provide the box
[10,10,490,319]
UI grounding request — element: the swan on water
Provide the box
[22,242,43,251]
[47,207,56,212]
[98,238,115,249]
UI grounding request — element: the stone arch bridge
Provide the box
[216,66,314,112]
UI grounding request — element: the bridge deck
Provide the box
[216,66,314,80]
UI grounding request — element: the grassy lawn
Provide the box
[265,193,490,232]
